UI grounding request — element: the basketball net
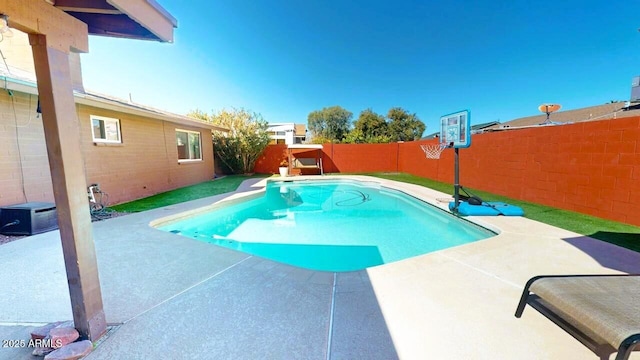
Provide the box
[420,143,448,159]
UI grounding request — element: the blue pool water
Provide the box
[158,180,495,272]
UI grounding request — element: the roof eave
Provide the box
[0,75,228,132]
[74,93,228,131]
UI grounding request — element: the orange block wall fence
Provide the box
[255,116,640,227]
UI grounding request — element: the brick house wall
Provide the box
[0,90,216,207]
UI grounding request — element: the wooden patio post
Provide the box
[29,32,107,342]
[2,0,176,342]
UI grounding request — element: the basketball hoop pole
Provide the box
[453,144,460,212]
[436,109,471,214]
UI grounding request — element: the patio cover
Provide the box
[53,0,177,42]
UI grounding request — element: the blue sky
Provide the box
[81,1,640,135]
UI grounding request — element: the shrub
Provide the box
[189,108,270,174]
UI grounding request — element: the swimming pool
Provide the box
[157,179,495,272]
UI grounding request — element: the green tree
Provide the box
[346,109,390,143]
[343,128,365,144]
[307,106,353,143]
[387,107,426,142]
[188,108,270,174]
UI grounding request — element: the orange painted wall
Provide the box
[254,144,288,173]
[255,116,640,226]
[329,144,400,173]
[441,117,640,226]
[254,143,400,174]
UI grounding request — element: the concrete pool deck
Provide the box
[1,175,639,359]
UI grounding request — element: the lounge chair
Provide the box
[515,274,640,360]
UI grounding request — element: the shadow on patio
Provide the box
[331,271,399,359]
[563,233,640,274]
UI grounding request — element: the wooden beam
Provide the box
[0,0,88,52]
[30,33,107,342]
[0,0,176,346]
[0,0,106,342]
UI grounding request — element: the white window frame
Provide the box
[176,129,203,163]
[90,115,122,143]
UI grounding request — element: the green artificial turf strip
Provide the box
[366,172,640,252]
[111,174,267,213]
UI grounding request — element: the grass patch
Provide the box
[366,172,640,252]
[111,174,267,213]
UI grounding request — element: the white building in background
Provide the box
[267,123,307,145]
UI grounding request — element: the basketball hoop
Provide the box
[420,143,448,159]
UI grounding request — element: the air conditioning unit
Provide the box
[631,76,640,102]
[0,202,58,235]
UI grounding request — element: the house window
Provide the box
[91,115,121,143]
[176,129,202,162]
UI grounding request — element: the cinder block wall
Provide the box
[397,117,640,225]
[254,143,400,174]
[0,90,215,208]
[78,104,215,205]
[255,116,640,226]
[0,91,53,205]
[328,143,400,173]
[254,144,288,173]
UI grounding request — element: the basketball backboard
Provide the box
[439,110,471,148]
